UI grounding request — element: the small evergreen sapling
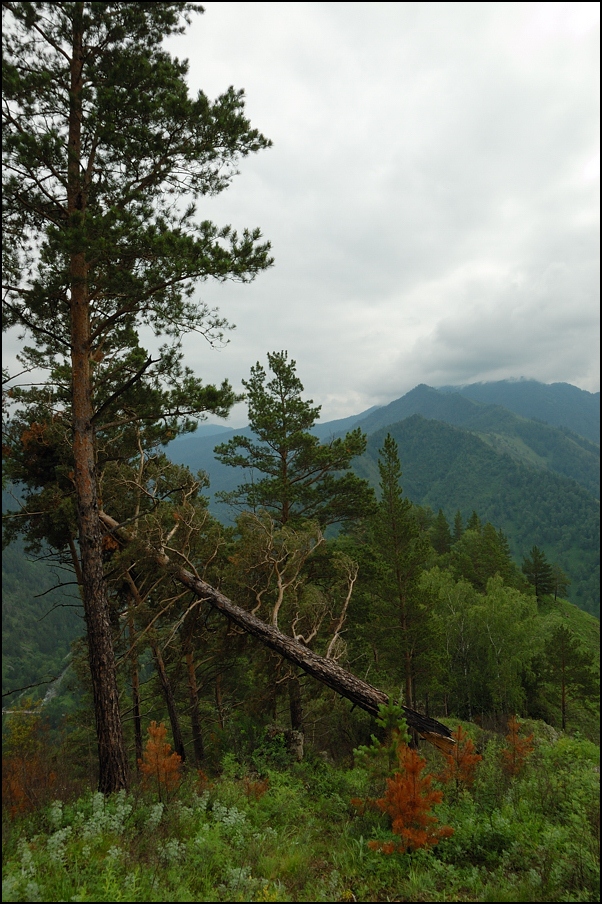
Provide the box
[353,703,453,853]
[369,743,454,854]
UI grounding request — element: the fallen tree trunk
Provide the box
[100,512,454,752]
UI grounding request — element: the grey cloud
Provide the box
[5,2,599,424]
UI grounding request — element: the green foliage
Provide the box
[2,725,598,902]
[2,536,82,708]
[540,623,600,732]
[421,569,540,720]
[355,416,600,617]
[522,545,555,600]
[362,435,432,711]
[214,351,374,528]
[3,0,272,450]
[447,523,527,593]
[353,702,411,785]
[430,509,452,555]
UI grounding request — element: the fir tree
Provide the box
[431,509,452,555]
[369,742,454,853]
[550,564,571,602]
[453,510,464,542]
[521,546,554,601]
[542,624,599,731]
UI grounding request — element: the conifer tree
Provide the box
[440,724,482,792]
[550,564,571,602]
[2,1,272,792]
[542,624,599,731]
[501,715,534,776]
[370,435,430,712]
[368,742,454,853]
[466,511,482,533]
[453,510,464,542]
[215,351,374,527]
[521,546,554,601]
[215,352,373,732]
[431,509,452,555]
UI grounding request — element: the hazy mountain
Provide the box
[438,379,600,444]
[346,384,599,499]
[169,383,599,504]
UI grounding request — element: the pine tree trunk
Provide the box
[68,4,128,793]
[128,614,143,770]
[185,647,205,766]
[151,642,186,762]
[215,672,226,730]
[288,672,304,732]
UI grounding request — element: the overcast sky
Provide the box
[5,1,600,426]
[165,1,600,425]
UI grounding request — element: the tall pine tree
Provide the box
[2,1,272,792]
[370,435,430,712]
[214,351,374,527]
[521,546,554,601]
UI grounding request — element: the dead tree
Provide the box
[99,512,455,753]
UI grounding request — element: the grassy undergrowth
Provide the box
[2,723,599,903]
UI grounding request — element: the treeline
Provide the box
[4,353,598,779]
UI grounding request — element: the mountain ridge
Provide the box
[165,379,599,617]
[437,378,599,443]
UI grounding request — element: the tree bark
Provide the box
[151,641,186,763]
[288,671,304,733]
[128,613,143,770]
[69,4,128,794]
[181,608,205,765]
[185,647,205,766]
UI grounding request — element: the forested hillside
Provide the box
[2,539,82,707]
[355,415,600,617]
[4,374,598,717]
[350,384,599,498]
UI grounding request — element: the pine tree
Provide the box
[542,624,599,731]
[453,510,464,542]
[501,715,534,776]
[521,546,554,601]
[466,511,482,534]
[2,2,272,792]
[368,742,454,853]
[550,564,571,601]
[139,721,182,802]
[431,509,452,555]
[215,351,374,527]
[440,724,482,791]
[369,435,430,712]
